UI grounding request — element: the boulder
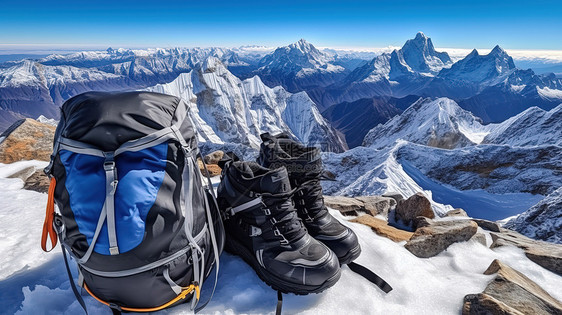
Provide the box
[462,260,562,315]
[382,192,404,203]
[23,171,51,193]
[405,220,478,258]
[491,229,562,275]
[324,196,364,216]
[469,232,487,246]
[395,192,435,225]
[472,218,501,232]
[203,150,224,165]
[445,208,468,217]
[7,166,37,182]
[324,195,395,218]
[355,196,395,217]
[351,215,414,242]
[197,159,222,177]
[412,216,433,230]
[0,119,55,163]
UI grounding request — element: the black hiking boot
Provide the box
[217,159,341,294]
[257,133,361,265]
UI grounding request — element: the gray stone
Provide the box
[462,259,562,315]
[382,192,404,203]
[323,195,364,216]
[203,150,224,165]
[472,218,501,232]
[395,192,435,225]
[469,232,487,246]
[445,208,468,217]
[23,170,51,193]
[324,195,395,218]
[412,216,433,229]
[491,229,562,275]
[355,196,395,217]
[405,220,478,258]
[7,166,36,182]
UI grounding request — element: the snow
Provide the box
[1,161,561,314]
[145,58,345,152]
[363,98,492,149]
[537,86,562,99]
[400,160,544,221]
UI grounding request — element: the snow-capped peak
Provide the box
[396,32,452,74]
[438,44,516,82]
[363,97,491,149]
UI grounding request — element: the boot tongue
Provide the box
[260,167,292,194]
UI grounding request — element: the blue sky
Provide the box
[1,0,562,50]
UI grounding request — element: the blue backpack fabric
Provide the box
[42,91,224,314]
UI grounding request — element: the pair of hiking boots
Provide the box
[217,133,361,294]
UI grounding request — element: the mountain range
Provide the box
[1,33,562,244]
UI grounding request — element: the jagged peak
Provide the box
[415,31,427,39]
[201,56,227,73]
[489,45,508,57]
[288,38,318,53]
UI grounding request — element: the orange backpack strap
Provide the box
[41,177,58,252]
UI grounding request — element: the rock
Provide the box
[324,196,364,216]
[445,208,468,217]
[491,229,562,275]
[351,215,414,242]
[324,195,395,218]
[382,192,404,203]
[463,293,524,315]
[395,192,435,225]
[7,166,36,182]
[0,119,55,163]
[197,159,222,177]
[23,171,51,193]
[412,216,433,229]
[355,196,395,217]
[203,150,224,165]
[469,232,487,246]
[462,259,562,315]
[405,220,478,258]
[472,218,501,232]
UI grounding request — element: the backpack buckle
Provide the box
[103,160,115,171]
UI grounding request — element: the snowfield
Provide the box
[1,162,561,315]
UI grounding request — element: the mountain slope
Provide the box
[363,98,490,149]
[483,103,562,146]
[505,187,562,244]
[254,39,348,92]
[322,96,419,148]
[146,57,346,152]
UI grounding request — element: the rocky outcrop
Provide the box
[351,215,413,242]
[395,192,435,225]
[0,119,55,163]
[462,260,562,315]
[405,219,478,258]
[23,171,51,193]
[324,195,395,217]
[445,208,468,217]
[490,229,562,275]
[472,218,500,232]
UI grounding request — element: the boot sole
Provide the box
[224,236,341,295]
[338,243,362,265]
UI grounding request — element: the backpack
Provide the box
[41,91,225,314]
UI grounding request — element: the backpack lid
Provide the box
[60,91,189,151]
